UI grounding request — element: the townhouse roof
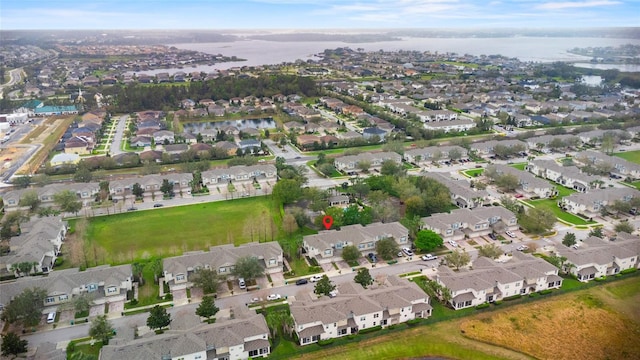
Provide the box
[488,164,552,190]
[422,206,516,231]
[335,151,402,165]
[470,139,527,152]
[163,242,282,277]
[556,234,639,266]
[423,172,487,201]
[563,187,639,207]
[303,222,408,252]
[0,264,132,306]
[404,145,468,159]
[529,159,600,184]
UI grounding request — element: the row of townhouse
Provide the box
[291,276,432,345]
[0,264,133,312]
[470,139,528,157]
[524,134,580,152]
[100,311,270,360]
[560,187,640,218]
[526,159,602,193]
[422,206,518,243]
[422,172,488,209]
[333,151,402,173]
[303,222,409,264]
[1,216,67,276]
[110,172,193,200]
[423,118,476,133]
[162,242,284,293]
[487,164,557,198]
[556,233,640,281]
[201,165,277,185]
[575,150,640,180]
[435,252,563,310]
[2,182,100,212]
[403,145,469,166]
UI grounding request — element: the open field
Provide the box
[79,196,281,264]
[614,150,640,164]
[290,276,640,360]
[461,277,640,360]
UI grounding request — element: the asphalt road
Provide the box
[109,115,129,156]
[0,68,24,98]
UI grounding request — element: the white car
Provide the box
[421,254,438,261]
[516,245,528,251]
[267,293,282,301]
[250,297,263,304]
[506,231,517,238]
[448,240,458,247]
[402,247,414,256]
[310,275,323,282]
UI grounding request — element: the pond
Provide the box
[182,118,276,134]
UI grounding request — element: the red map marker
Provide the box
[322,215,334,230]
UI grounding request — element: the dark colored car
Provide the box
[295,279,308,285]
[153,203,164,208]
[488,233,497,240]
[127,207,138,211]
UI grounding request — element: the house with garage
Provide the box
[555,234,639,282]
[487,164,556,198]
[403,145,468,166]
[303,222,409,264]
[162,242,283,293]
[334,151,402,174]
[0,264,133,313]
[422,206,518,242]
[153,130,175,144]
[422,172,488,209]
[291,276,431,345]
[99,311,270,360]
[526,159,602,193]
[559,187,639,218]
[575,150,640,180]
[435,252,563,310]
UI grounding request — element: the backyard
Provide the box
[614,150,640,164]
[526,198,596,225]
[76,196,282,265]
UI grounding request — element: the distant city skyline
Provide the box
[2,0,638,30]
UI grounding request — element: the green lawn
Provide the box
[555,186,576,197]
[461,168,484,178]
[509,162,527,170]
[527,198,596,225]
[82,196,281,264]
[614,150,640,164]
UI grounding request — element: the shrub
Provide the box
[539,289,553,295]
[503,294,522,301]
[475,303,490,310]
[620,268,637,275]
[346,334,357,340]
[494,300,503,305]
[529,292,539,298]
[164,294,173,301]
[318,339,334,346]
[406,318,422,326]
[358,325,382,334]
[594,276,606,282]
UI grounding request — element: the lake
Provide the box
[124,36,640,75]
[181,118,275,133]
[573,63,640,72]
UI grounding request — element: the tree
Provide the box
[414,230,443,252]
[518,207,556,234]
[19,190,40,211]
[73,163,93,183]
[191,268,223,294]
[72,293,93,315]
[89,315,114,345]
[588,227,604,238]
[160,179,175,198]
[11,176,32,189]
[314,275,336,296]
[495,174,519,192]
[132,182,144,199]
[233,256,264,282]
[265,310,293,337]
[477,244,503,259]
[1,332,27,357]
[341,245,360,262]
[562,232,577,247]
[195,296,219,321]
[380,160,405,177]
[282,213,299,236]
[272,179,303,204]
[318,163,336,177]
[357,160,371,172]
[147,305,171,330]
[0,287,47,327]
[609,200,632,217]
[354,268,373,288]
[375,237,399,261]
[53,190,83,214]
[444,250,471,271]
[614,221,635,234]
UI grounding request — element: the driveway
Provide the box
[108,300,125,317]
[89,304,105,318]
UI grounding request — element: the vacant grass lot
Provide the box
[614,150,640,164]
[82,196,280,264]
[460,277,640,360]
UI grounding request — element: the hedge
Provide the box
[620,268,637,275]
[475,303,490,310]
[539,289,553,295]
[318,339,335,346]
[358,325,382,334]
[503,294,523,301]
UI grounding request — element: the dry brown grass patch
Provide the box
[461,286,640,360]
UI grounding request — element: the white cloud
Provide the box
[537,1,621,10]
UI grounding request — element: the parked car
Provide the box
[516,245,528,251]
[153,203,164,208]
[367,253,378,262]
[47,312,56,324]
[421,254,437,261]
[250,297,263,304]
[488,233,497,240]
[329,290,338,298]
[267,293,282,301]
[295,279,308,285]
[448,240,458,247]
[310,275,323,282]
[506,230,517,238]
[402,247,414,256]
[127,207,138,211]
[397,251,404,257]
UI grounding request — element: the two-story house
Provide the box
[422,206,518,242]
[422,172,488,209]
[560,187,639,217]
[334,152,402,174]
[403,145,468,166]
[526,159,601,193]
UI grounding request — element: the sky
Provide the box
[1,0,639,30]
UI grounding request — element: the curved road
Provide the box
[0,68,24,97]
